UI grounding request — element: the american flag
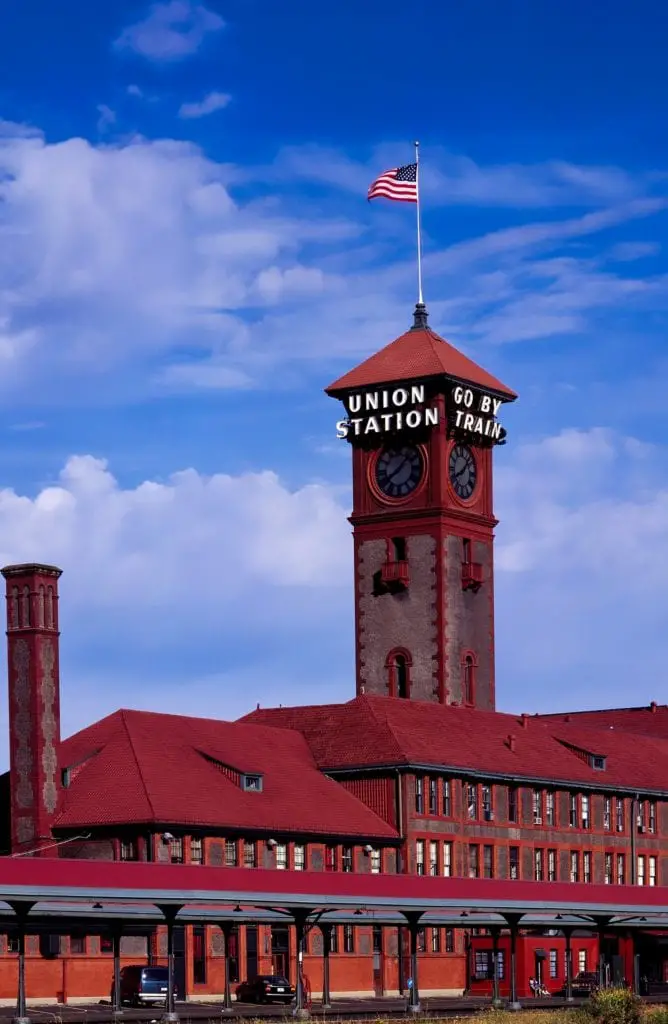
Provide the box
[367,163,418,203]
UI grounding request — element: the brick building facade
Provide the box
[0,307,667,1004]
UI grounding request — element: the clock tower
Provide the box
[326,305,516,710]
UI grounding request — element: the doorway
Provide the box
[271,926,290,979]
[246,926,258,981]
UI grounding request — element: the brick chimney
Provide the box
[2,564,62,854]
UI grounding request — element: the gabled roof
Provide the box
[55,709,397,840]
[326,326,516,400]
[538,704,668,742]
[242,695,668,794]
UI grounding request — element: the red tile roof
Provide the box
[538,705,668,741]
[242,695,668,794]
[55,709,397,840]
[326,327,517,399]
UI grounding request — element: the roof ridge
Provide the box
[357,695,408,763]
[120,709,158,821]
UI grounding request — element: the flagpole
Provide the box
[415,140,424,306]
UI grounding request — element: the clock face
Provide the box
[449,444,477,500]
[375,445,424,500]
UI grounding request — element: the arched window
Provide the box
[9,587,19,629]
[37,585,45,628]
[46,586,54,629]
[386,648,412,699]
[21,586,30,628]
[462,652,477,705]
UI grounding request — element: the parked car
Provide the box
[570,972,599,997]
[235,975,295,1004]
[110,965,177,1007]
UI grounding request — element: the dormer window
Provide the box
[591,756,606,771]
[241,774,263,792]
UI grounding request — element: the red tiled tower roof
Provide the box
[326,317,516,399]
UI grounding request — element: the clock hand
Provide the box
[388,458,409,483]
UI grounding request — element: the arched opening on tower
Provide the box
[463,653,476,705]
[386,648,412,699]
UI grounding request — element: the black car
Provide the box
[569,972,599,997]
[236,975,295,1004]
[110,965,177,1007]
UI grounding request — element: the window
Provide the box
[370,849,381,874]
[325,845,336,871]
[193,926,207,985]
[578,950,588,974]
[549,950,558,979]
[391,536,407,561]
[101,936,113,955]
[617,853,625,885]
[616,798,625,833]
[225,839,238,867]
[431,928,440,954]
[534,848,544,882]
[508,786,518,823]
[191,837,203,865]
[243,840,256,868]
[533,789,543,825]
[276,844,288,870]
[463,537,471,563]
[569,794,578,828]
[416,839,425,875]
[343,925,354,954]
[592,756,606,771]
[443,841,453,877]
[482,784,493,821]
[583,850,592,883]
[168,836,184,864]
[509,846,519,880]
[70,936,85,954]
[637,855,646,886]
[445,929,454,953]
[7,937,19,954]
[468,844,480,878]
[294,844,306,871]
[496,950,506,979]
[467,783,478,820]
[547,849,556,882]
[474,951,492,980]
[120,838,138,862]
[443,779,452,816]
[638,800,645,830]
[342,846,353,872]
[415,777,424,814]
[546,792,556,827]
[388,651,411,699]
[649,802,657,834]
[605,853,613,884]
[649,856,657,887]
[582,795,591,830]
[483,845,494,879]
[417,929,426,953]
[429,841,438,876]
[329,926,338,954]
[429,777,438,815]
[604,797,612,831]
[241,774,263,792]
[463,655,475,705]
[570,851,579,883]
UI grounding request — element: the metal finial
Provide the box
[411,302,429,330]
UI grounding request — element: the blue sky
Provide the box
[0,0,667,760]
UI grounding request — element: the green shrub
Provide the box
[644,1009,668,1024]
[583,987,642,1024]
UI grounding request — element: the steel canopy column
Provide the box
[293,909,313,1019]
[564,928,574,1003]
[597,917,611,991]
[491,927,502,1008]
[157,905,183,1024]
[503,913,522,1011]
[112,927,123,1019]
[403,912,423,1014]
[221,923,233,1013]
[9,902,34,1024]
[320,924,331,1009]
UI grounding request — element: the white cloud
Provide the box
[114,1,224,61]
[178,91,231,119]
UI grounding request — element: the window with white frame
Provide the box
[569,793,578,827]
[649,802,657,834]
[581,794,590,829]
[442,779,452,816]
[617,853,625,885]
[342,846,353,872]
[605,852,613,884]
[637,855,646,885]
[443,841,452,877]
[276,844,288,869]
[294,844,306,871]
[547,848,556,882]
[532,789,542,824]
[467,783,478,820]
[534,848,544,881]
[546,792,556,826]
[604,796,612,831]
[482,784,493,820]
[578,950,588,973]
[570,850,579,883]
[370,849,381,874]
[415,777,424,814]
[549,950,558,978]
[429,777,438,815]
[243,840,256,868]
[416,839,425,875]
[649,856,657,887]
[190,837,203,865]
[225,839,237,867]
[431,928,440,953]
[429,840,438,876]
[616,798,625,832]
[583,850,592,883]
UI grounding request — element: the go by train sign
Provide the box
[335,382,507,444]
